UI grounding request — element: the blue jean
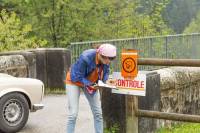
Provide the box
[66,84,103,133]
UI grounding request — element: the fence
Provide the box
[134,58,200,133]
[67,33,200,71]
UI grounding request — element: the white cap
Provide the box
[97,43,116,57]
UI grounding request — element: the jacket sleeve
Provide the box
[71,57,93,86]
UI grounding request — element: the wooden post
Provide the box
[126,96,138,133]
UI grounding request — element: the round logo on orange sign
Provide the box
[122,57,136,73]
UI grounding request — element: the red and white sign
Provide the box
[112,72,146,96]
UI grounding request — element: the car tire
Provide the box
[0,92,29,133]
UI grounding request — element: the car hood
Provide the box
[0,77,43,85]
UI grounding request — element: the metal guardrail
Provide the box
[68,33,200,71]
[138,58,200,66]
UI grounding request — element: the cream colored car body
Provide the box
[0,73,44,112]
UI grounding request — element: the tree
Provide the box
[163,0,200,33]
[0,0,173,48]
[137,0,173,35]
[0,9,47,51]
[184,11,200,33]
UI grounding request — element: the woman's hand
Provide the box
[86,85,98,95]
[106,79,117,86]
[92,83,101,90]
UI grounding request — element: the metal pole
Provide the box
[137,109,200,123]
[138,58,200,67]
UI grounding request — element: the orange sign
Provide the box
[121,49,138,79]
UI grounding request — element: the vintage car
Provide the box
[0,73,44,133]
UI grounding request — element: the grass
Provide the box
[156,123,200,133]
[44,87,66,95]
[104,124,120,133]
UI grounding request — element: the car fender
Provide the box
[0,88,32,107]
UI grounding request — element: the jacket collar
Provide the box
[95,52,100,65]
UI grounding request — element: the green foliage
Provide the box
[184,11,200,33]
[139,0,200,34]
[0,0,173,48]
[138,0,173,35]
[104,124,120,133]
[156,123,200,133]
[163,0,200,33]
[0,9,47,52]
[45,87,65,95]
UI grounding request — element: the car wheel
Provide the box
[0,92,29,133]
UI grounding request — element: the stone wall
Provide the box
[155,67,200,128]
[0,55,28,77]
[0,48,71,89]
[30,48,71,88]
[0,51,36,78]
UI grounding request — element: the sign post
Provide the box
[117,49,140,133]
[102,52,161,133]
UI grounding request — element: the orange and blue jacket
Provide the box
[66,49,110,87]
